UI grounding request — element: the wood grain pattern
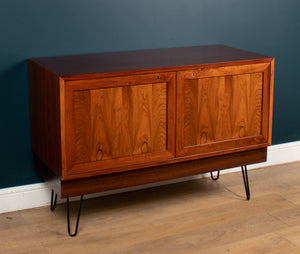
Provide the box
[183,73,263,146]
[176,63,272,157]
[73,83,168,163]
[63,72,176,179]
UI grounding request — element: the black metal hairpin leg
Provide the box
[67,195,83,237]
[50,189,57,211]
[210,170,220,181]
[241,165,250,200]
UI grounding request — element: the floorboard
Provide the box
[1,161,300,253]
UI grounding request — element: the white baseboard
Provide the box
[1,141,299,214]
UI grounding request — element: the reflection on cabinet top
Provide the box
[29,45,272,78]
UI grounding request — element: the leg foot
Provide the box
[67,196,83,237]
[50,190,57,211]
[241,166,250,200]
[210,170,220,181]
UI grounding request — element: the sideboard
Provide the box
[29,45,274,236]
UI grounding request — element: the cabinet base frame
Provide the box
[34,147,266,199]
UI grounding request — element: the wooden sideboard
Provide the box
[29,45,274,236]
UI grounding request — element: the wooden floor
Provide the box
[1,161,300,254]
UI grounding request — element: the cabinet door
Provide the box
[63,72,176,179]
[176,62,274,158]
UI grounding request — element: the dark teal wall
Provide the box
[1,0,299,188]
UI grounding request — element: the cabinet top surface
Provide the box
[30,45,271,77]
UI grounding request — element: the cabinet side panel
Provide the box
[269,59,275,144]
[73,83,168,164]
[29,61,61,177]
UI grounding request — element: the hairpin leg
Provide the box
[67,195,83,237]
[210,170,220,181]
[241,165,250,200]
[50,189,57,211]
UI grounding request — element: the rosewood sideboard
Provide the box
[29,45,274,236]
